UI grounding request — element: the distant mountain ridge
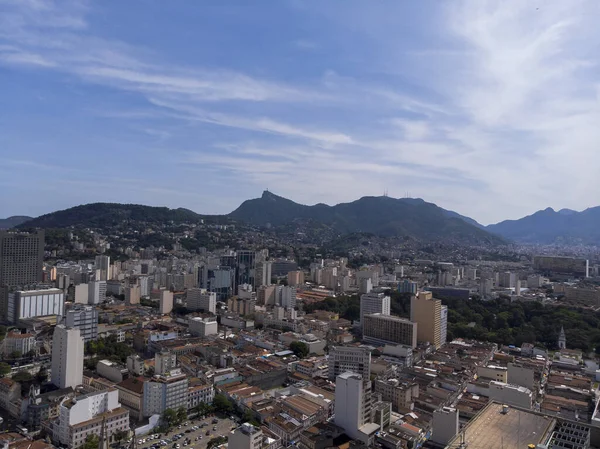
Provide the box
[487,206,600,244]
[13,193,503,245]
[229,191,503,244]
[0,216,32,229]
[18,203,204,229]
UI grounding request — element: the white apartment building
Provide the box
[229,423,264,449]
[328,346,371,380]
[7,288,65,323]
[159,289,173,314]
[65,305,98,342]
[53,388,129,448]
[127,354,144,376]
[440,305,448,346]
[143,369,189,416]
[74,284,89,304]
[359,292,390,325]
[187,288,216,313]
[334,372,377,444]
[189,316,218,337]
[3,331,36,356]
[125,285,140,305]
[88,281,107,305]
[188,383,215,410]
[155,351,177,375]
[51,325,84,389]
[281,286,297,310]
[431,407,459,446]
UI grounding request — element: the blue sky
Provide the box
[1,0,599,225]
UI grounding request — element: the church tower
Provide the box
[558,326,566,349]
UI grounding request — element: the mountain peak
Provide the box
[558,208,576,215]
[261,190,280,200]
[229,192,503,244]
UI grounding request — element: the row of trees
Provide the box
[159,394,236,432]
[85,334,134,364]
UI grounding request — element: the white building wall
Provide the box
[359,293,390,325]
[488,381,532,409]
[74,284,89,304]
[432,407,459,445]
[51,325,84,389]
[334,373,364,441]
[8,289,65,323]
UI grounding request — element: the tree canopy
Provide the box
[290,341,310,358]
[304,291,600,352]
[85,334,134,364]
[212,394,234,414]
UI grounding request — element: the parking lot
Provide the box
[137,416,237,449]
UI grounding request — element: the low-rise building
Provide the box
[116,377,145,422]
[143,369,189,416]
[52,389,129,448]
[3,331,36,356]
[96,360,128,383]
[189,316,218,337]
[188,381,214,410]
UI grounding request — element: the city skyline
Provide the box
[2,1,600,224]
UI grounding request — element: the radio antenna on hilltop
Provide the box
[383,189,388,197]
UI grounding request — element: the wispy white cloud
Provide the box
[2,0,600,223]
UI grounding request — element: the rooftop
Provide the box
[447,402,555,449]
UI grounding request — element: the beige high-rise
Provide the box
[410,291,442,349]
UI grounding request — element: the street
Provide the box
[137,416,237,449]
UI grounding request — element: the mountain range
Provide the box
[229,191,500,244]
[4,192,600,245]
[487,206,600,245]
[0,215,33,229]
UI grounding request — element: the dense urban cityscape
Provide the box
[2,199,600,449]
[3,1,600,449]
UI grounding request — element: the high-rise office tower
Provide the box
[410,291,443,349]
[359,291,390,326]
[125,285,141,305]
[159,289,173,314]
[0,230,44,321]
[328,346,371,380]
[440,305,448,346]
[88,280,107,305]
[255,261,272,287]
[187,288,216,313]
[236,250,256,289]
[95,255,111,281]
[51,324,84,389]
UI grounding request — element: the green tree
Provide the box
[0,362,11,377]
[9,350,21,359]
[12,371,33,382]
[242,409,260,427]
[177,407,187,423]
[212,394,234,414]
[36,366,48,383]
[114,429,128,444]
[82,434,99,449]
[162,408,178,428]
[207,436,228,449]
[290,341,309,358]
